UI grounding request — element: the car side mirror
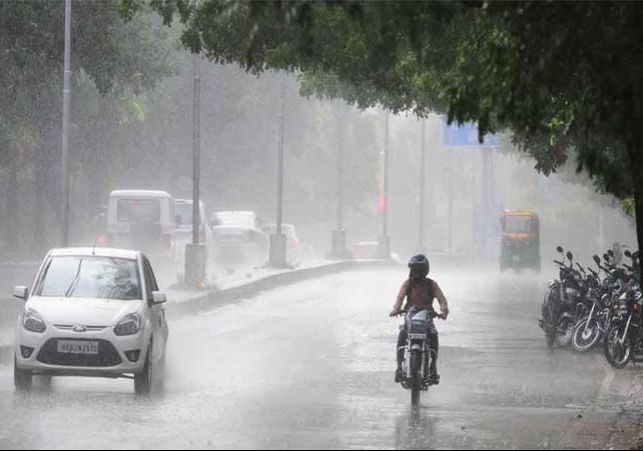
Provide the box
[13,286,29,301]
[593,255,601,265]
[151,291,167,306]
[566,251,573,261]
[557,246,564,254]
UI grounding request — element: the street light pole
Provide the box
[61,0,72,247]
[276,76,286,238]
[269,74,288,267]
[185,53,206,287]
[331,102,348,259]
[192,54,201,246]
[378,112,391,258]
[418,119,426,253]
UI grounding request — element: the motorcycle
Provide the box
[571,256,615,352]
[395,307,441,406]
[603,281,643,368]
[540,247,589,348]
[602,250,643,368]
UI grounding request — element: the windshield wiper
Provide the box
[64,258,83,298]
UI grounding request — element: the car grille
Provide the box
[54,325,107,332]
[37,339,122,367]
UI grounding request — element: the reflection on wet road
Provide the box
[0,269,634,449]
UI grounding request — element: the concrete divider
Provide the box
[167,259,400,317]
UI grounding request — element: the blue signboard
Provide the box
[442,120,499,148]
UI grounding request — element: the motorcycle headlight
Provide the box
[23,309,46,334]
[114,313,141,336]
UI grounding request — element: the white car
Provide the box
[210,211,269,265]
[13,248,169,395]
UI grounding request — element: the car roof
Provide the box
[109,190,172,199]
[267,223,294,228]
[174,199,205,206]
[502,210,538,217]
[48,247,141,260]
[356,241,379,246]
[213,211,256,219]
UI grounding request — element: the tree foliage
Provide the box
[127,0,643,273]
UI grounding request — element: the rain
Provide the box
[0,1,641,450]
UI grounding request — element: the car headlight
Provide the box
[23,309,46,333]
[114,313,141,336]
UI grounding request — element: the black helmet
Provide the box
[408,254,429,280]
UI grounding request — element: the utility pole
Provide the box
[447,148,453,254]
[185,53,206,287]
[61,0,72,247]
[192,54,201,246]
[418,120,427,253]
[378,112,391,258]
[331,102,348,258]
[269,75,288,267]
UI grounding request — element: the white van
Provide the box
[107,190,175,261]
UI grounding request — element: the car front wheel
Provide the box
[14,355,32,392]
[134,343,153,395]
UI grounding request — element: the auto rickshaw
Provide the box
[499,210,541,271]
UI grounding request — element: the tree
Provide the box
[0,0,173,254]
[127,0,643,279]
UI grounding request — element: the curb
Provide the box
[167,259,401,317]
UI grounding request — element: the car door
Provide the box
[143,257,168,362]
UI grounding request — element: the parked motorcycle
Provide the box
[603,281,643,368]
[571,256,616,352]
[539,247,590,348]
[602,250,643,368]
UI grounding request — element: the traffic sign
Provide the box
[442,120,499,148]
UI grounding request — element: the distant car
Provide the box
[106,190,175,265]
[13,247,169,395]
[210,211,269,265]
[266,223,314,266]
[173,199,213,277]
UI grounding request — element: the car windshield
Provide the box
[175,203,193,226]
[35,256,142,301]
[504,216,533,234]
[117,199,160,223]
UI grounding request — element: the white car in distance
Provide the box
[13,248,169,395]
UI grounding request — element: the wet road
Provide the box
[0,268,637,449]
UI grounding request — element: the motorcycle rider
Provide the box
[390,254,449,385]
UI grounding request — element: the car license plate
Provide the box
[408,333,427,340]
[57,340,99,355]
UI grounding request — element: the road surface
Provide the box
[0,268,638,449]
